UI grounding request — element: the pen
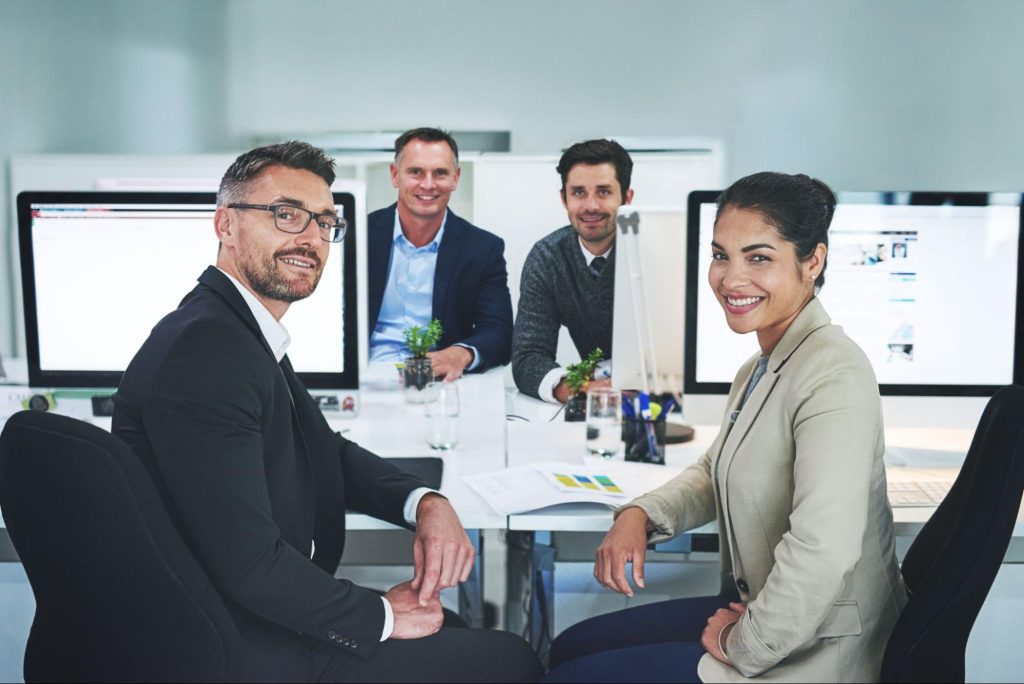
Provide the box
[659,397,677,420]
[646,420,659,460]
[622,399,636,420]
[638,392,651,420]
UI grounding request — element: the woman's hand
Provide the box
[701,602,747,663]
[594,506,651,597]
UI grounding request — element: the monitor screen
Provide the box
[18,191,358,389]
[685,191,1023,396]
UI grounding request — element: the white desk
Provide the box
[504,417,1011,534]
[332,365,508,532]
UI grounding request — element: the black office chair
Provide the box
[0,410,242,682]
[881,384,1024,683]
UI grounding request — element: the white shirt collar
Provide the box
[578,237,613,267]
[217,268,291,363]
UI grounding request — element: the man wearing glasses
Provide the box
[367,127,513,380]
[112,142,540,682]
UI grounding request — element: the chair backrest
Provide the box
[0,411,242,682]
[881,385,1024,683]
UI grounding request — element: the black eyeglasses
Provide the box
[228,203,348,243]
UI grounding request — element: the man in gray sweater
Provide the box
[512,139,635,402]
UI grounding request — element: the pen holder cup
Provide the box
[622,418,667,464]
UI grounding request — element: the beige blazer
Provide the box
[629,298,907,683]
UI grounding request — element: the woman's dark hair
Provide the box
[716,171,836,290]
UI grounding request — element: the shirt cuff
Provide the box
[453,343,480,371]
[403,487,441,525]
[380,596,394,641]
[540,366,565,404]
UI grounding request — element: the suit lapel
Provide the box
[718,370,781,488]
[367,205,397,333]
[432,210,465,332]
[197,267,278,364]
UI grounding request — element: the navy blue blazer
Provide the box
[367,204,513,371]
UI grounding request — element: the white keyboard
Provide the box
[888,480,954,507]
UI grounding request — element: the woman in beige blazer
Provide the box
[543,172,907,683]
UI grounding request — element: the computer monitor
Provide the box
[611,206,686,396]
[685,190,1024,396]
[17,191,359,389]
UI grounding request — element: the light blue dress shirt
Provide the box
[370,210,480,367]
[369,211,445,362]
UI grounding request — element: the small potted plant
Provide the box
[402,319,443,402]
[562,347,603,422]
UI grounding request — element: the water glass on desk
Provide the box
[424,382,459,450]
[586,388,623,460]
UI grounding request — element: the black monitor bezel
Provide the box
[18,190,359,390]
[684,189,1024,396]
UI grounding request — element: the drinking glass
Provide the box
[424,382,459,450]
[585,388,623,460]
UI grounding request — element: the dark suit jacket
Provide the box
[368,204,513,371]
[112,267,427,678]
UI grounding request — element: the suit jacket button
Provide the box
[737,579,749,593]
[327,630,337,641]
[351,641,358,649]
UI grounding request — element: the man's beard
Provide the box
[241,247,323,303]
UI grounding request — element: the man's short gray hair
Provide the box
[217,141,336,206]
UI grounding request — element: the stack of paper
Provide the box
[462,460,682,516]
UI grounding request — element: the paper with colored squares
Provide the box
[550,472,626,496]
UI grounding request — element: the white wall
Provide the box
[4,0,1024,357]
[224,0,1024,191]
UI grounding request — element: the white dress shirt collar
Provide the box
[217,268,291,363]
[578,237,613,267]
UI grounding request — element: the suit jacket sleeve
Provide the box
[455,235,513,372]
[142,320,386,659]
[511,244,563,398]
[621,446,718,541]
[337,434,426,529]
[726,355,884,677]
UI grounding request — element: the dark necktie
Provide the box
[588,256,607,278]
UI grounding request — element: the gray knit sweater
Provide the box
[512,226,615,398]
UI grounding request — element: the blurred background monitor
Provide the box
[18,191,358,389]
[611,206,687,397]
[685,190,1023,396]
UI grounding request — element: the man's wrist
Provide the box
[455,345,474,370]
[404,488,440,525]
[415,492,448,520]
[539,366,566,404]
